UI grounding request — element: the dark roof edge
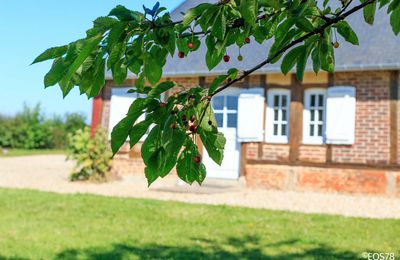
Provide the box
[105,63,400,80]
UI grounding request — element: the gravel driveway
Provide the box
[1,155,400,219]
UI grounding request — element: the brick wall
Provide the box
[331,71,391,164]
[245,163,399,196]
[298,145,326,163]
[261,144,290,161]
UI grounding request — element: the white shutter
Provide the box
[326,86,356,145]
[237,88,265,142]
[108,88,137,138]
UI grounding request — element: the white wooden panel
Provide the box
[326,86,356,145]
[237,93,265,142]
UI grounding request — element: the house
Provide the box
[91,0,400,196]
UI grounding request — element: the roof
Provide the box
[107,0,400,79]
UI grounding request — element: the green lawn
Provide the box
[0,149,65,157]
[0,189,398,260]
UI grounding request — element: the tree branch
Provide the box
[198,0,377,124]
[211,0,376,97]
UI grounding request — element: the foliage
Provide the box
[0,189,399,259]
[67,127,112,182]
[0,104,86,149]
[34,0,400,185]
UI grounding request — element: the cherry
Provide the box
[159,102,166,108]
[238,55,243,61]
[181,115,187,121]
[245,37,251,44]
[333,41,340,48]
[178,51,185,59]
[188,42,194,49]
[170,123,177,129]
[189,125,197,133]
[194,155,201,163]
[223,55,230,62]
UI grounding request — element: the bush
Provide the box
[67,127,112,182]
[0,104,87,150]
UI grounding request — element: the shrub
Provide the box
[67,127,112,182]
[0,104,87,150]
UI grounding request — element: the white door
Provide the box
[203,88,241,179]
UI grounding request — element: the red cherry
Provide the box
[181,115,187,121]
[194,155,201,163]
[188,42,194,49]
[223,55,230,62]
[178,51,185,59]
[189,125,197,133]
[159,103,166,108]
[170,123,177,129]
[245,37,251,44]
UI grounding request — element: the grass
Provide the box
[0,188,398,260]
[0,149,65,157]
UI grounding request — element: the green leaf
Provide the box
[239,0,258,25]
[109,5,135,21]
[148,81,176,98]
[311,44,321,74]
[86,56,106,97]
[107,22,128,50]
[141,125,179,185]
[197,105,226,165]
[390,6,400,35]
[112,60,128,84]
[362,0,377,25]
[176,141,207,185]
[144,60,162,86]
[111,98,146,155]
[93,16,119,29]
[44,58,67,87]
[183,3,212,27]
[162,116,186,154]
[296,44,312,81]
[108,42,126,69]
[295,17,314,32]
[281,46,304,75]
[129,117,152,148]
[198,128,225,165]
[141,125,161,164]
[32,45,68,64]
[63,34,103,87]
[336,21,359,45]
[211,12,226,41]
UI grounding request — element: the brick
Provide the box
[245,165,287,189]
[297,169,387,194]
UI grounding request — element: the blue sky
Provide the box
[0,0,183,122]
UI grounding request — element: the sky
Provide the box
[0,0,183,122]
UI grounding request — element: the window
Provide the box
[303,89,326,144]
[265,89,290,143]
[212,95,238,129]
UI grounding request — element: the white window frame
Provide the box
[265,89,291,144]
[303,88,327,145]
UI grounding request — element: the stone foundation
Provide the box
[245,164,400,196]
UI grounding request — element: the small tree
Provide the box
[33,0,400,185]
[67,127,112,182]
